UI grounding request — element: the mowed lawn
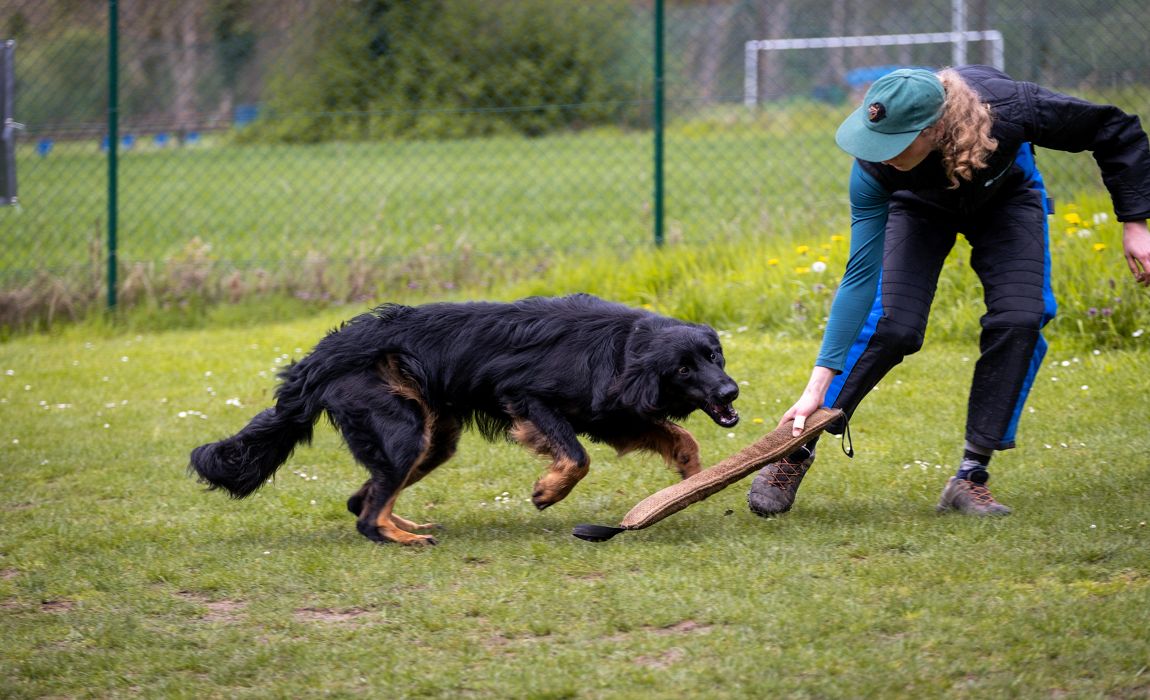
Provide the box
[2,314,1148,698]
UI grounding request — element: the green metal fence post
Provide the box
[107,0,119,310]
[652,0,665,247]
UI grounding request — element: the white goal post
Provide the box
[744,30,1004,106]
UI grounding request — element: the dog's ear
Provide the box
[607,324,662,414]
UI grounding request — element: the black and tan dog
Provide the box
[189,294,739,545]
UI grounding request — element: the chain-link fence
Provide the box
[2,0,1148,325]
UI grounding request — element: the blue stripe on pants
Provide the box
[1000,145,1057,446]
[824,275,883,409]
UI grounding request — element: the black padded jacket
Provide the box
[858,65,1150,222]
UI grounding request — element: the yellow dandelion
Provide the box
[795,266,811,274]
[752,417,765,425]
[818,255,829,262]
[831,234,846,243]
[795,245,811,255]
[767,258,780,266]
[1064,212,1082,225]
[1093,243,1107,252]
[1065,227,1078,237]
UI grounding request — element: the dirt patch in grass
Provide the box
[634,647,687,669]
[40,599,75,613]
[293,606,375,623]
[604,619,716,644]
[176,590,247,623]
[1,568,19,580]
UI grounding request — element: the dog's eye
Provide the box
[709,352,718,362]
[678,366,690,376]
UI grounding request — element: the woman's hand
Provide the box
[779,366,837,436]
[1123,220,1150,287]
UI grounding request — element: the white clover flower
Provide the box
[811,261,827,273]
[1133,329,1145,338]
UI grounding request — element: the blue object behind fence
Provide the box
[234,104,259,127]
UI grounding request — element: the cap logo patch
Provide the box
[867,102,887,123]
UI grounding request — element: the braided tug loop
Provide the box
[572,407,845,542]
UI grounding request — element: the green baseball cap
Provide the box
[835,68,945,162]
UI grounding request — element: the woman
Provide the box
[748,66,1150,517]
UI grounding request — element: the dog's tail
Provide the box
[190,305,414,498]
[189,405,315,498]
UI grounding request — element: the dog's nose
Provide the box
[719,382,739,404]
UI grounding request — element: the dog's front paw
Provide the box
[531,485,557,510]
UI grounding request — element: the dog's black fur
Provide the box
[189,294,739,545]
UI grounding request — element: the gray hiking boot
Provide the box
[747,447,814,517]
[936,472,1012,516]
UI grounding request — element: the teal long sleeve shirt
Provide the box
[815,162,890,372]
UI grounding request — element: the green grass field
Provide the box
[2,314,1149,698]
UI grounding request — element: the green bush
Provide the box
[240,0,637,144]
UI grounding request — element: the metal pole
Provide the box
[107,0,119,310]
[2,41,17,206]
[652,0,665,247]
[952,0,968,67]
[744,43,758,107]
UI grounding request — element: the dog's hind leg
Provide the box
[605,421,702,479]
[346,412,461,532]
[508,401,590,510]
[325,371,441,545]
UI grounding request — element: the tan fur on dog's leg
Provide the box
[512,419,590,509]
[608,422,701,479]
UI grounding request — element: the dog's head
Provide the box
[613,322,740,427]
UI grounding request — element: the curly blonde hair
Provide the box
[932,69,998,188]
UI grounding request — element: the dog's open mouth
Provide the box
[703,401,739,428]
